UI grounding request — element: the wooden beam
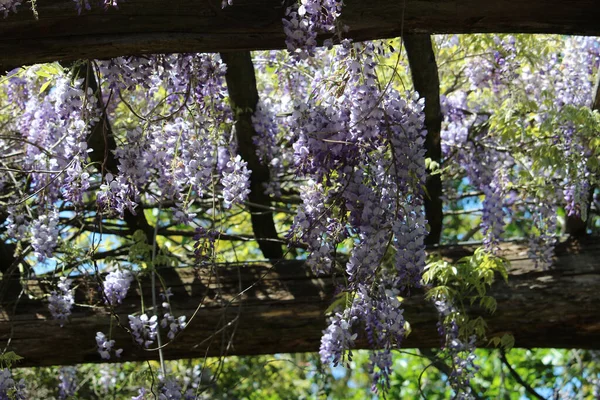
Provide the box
[221,51,283,260]
[2,0,600,70]
[1,237,599,367]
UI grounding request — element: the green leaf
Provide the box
[39,80,52,94]
[325,292,350,315]
[0,351,23,368]
[500,333,515,350]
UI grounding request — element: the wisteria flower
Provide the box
[48,277,74,326]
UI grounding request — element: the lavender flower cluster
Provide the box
[283,42,428,388]
[96,331,123,360]
[442,35,600,260]
[48,277,74,326]
[97,173,139,219]
[464,36,518,91]
[434,296,478,399]
[0,0,20,18]
[97,364,118,394]
[103,268,133,306]
[161,312,187,340]
[0,54,235,267]
[134,365,204,400]
[528,200,558,269]
[0,369,25,400]
[31,210,60,261]
[1,21,599,396]
[58,366,77,399]
[283,0,344,60]
[221,155,251,209]
[128,314,159,348]
[93,54,233,222]
[441,91,511,251]
[1,67,99,262]
[160,290,187,340]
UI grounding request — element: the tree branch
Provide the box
[499,349,546,400]
[404,34,443,245]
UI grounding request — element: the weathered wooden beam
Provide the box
[0,237,599,367]
[2,0,600,71]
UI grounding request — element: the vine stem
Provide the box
[152,205,166,377]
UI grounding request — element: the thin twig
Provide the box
[499,349,546,400]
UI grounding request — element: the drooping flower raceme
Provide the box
[132,387,149,400]
[103,269,133,306]
[48,277,74,326]
[161,313,187,340]
[134,369,203,400]
[96,331,123,360]
[221,155,251,209]
[285,42,428,389]
[159,377,184,399]
[283,0,344,60]
[434,296,478,399]
[528,199,558,269]
[97,364,118,394]
[319,312,358,367]
[0,368,25,400]
[128,314,159,348]
[0,0,20,18]
[289,180,338,275]
[96,173,139,218]
[31,210,60,262]
[58,366,77,399]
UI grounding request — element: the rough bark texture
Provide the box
[2,0,600,70]
[1,237,598,367]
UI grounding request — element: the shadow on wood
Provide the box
[0,237,598,367]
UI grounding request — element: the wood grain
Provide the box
[1,237,598,366]
[1,0,600,70]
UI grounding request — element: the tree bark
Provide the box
[2,0,600,70]
[404,34,443,245]
[1,237,599,367]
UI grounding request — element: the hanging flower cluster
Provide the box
[281,41,428,387]
[96,331,123,360]
[48,277,74,326]
[283,0,344,59]
[103,269,133,306]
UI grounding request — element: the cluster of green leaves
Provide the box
[424,249,509,343]
[9,348,599,399]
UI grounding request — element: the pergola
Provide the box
[0,0,599,367]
